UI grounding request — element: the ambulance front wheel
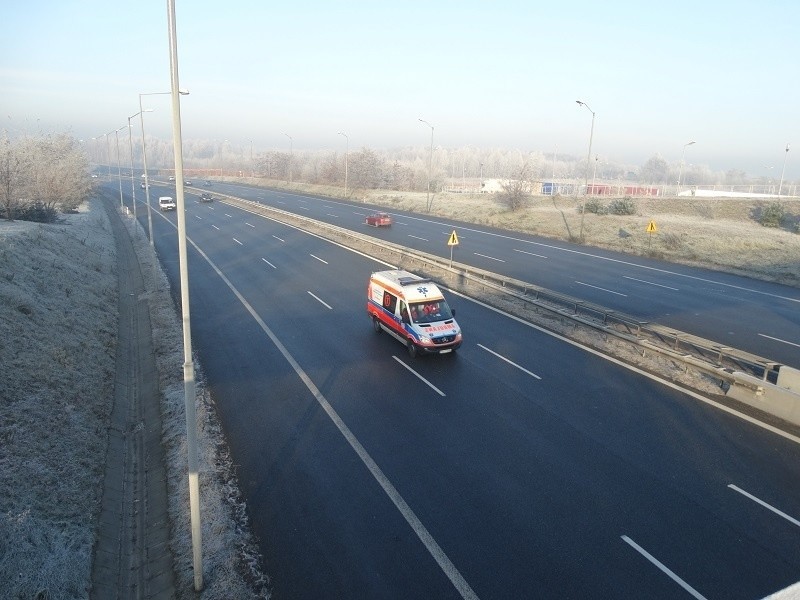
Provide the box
[372,316,381,333]
[407,340,418,358]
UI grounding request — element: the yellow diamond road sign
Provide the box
[448,230,460,246]
[646,220,657,233]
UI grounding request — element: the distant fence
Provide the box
[442,178,799,198]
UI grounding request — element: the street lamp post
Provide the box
[591,155,599,194]
[128,110,153,225]
[139,90,189,245]
[99,131,113,178]
[779,143,790,195]
[575,100,595,242]
[419,118,434,212]
[480,162,484,190]
[113,125,127,210]
[677,140,696,195]
[166,0,202,590]
[284,133,293,183]
[338,131,349,197]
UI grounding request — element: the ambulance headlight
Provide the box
[419,335,432,345]
[455,332,462,341]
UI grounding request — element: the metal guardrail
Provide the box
[214,192,785,386]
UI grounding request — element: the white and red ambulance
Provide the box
[367,270,462,357]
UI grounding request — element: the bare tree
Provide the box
[29,135,92,212]
[350,148,384,190]
[640,154,670,184]
[0,133,25,220]
[0,133,91,220]
[499,164,534,211]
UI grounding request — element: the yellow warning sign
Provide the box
[447,230,460,246]
[646,220,657,233]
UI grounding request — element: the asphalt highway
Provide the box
[119,182,800,599]
[207,180,800,370]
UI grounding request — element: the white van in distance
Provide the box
[158,196,176,211]
[367,270,462,357]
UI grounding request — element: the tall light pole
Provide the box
[139,90,189,245]
[591,155,599,194]
[677,140,696,195]
[284,133,293,183]
[479,162,484,191]
[779,143,790,195]
[763,165,774,194]
[100,131,113,178]
[575,100,595,242]
[419,118,434,212]
[166,0,202,590]
[338,131,349,198]
[127,110,153,224]
[113,125,127,210]
[552,146,557,195]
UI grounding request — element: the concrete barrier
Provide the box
[726,371,800,426]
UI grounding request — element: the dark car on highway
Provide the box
[200,192,214,202]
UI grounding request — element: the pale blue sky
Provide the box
[2,0,798,177]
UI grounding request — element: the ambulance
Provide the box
[367,270,462,357]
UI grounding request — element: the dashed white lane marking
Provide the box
[575,281,627,297]
[477,344,541,379]
[623,275,679,291]
[392,356,446,397]
[728,484,800,527]
[621,535,707,600]
[307,291,332,310]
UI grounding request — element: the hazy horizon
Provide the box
[2,1,798,180]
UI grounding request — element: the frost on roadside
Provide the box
[125,214,269,599]
[0,201,117,599]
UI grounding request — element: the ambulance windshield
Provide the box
[410,300,453,324]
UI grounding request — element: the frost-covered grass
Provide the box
[0,205,117,599]
[0,199,267,599]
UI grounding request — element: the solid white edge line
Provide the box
[392,356,446,397]
[477,344,541,379]
[621,535,707,600]
[441,287,800,446]
[177,227,478,600]
[728,484,800,527]
[307,291,333,310]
